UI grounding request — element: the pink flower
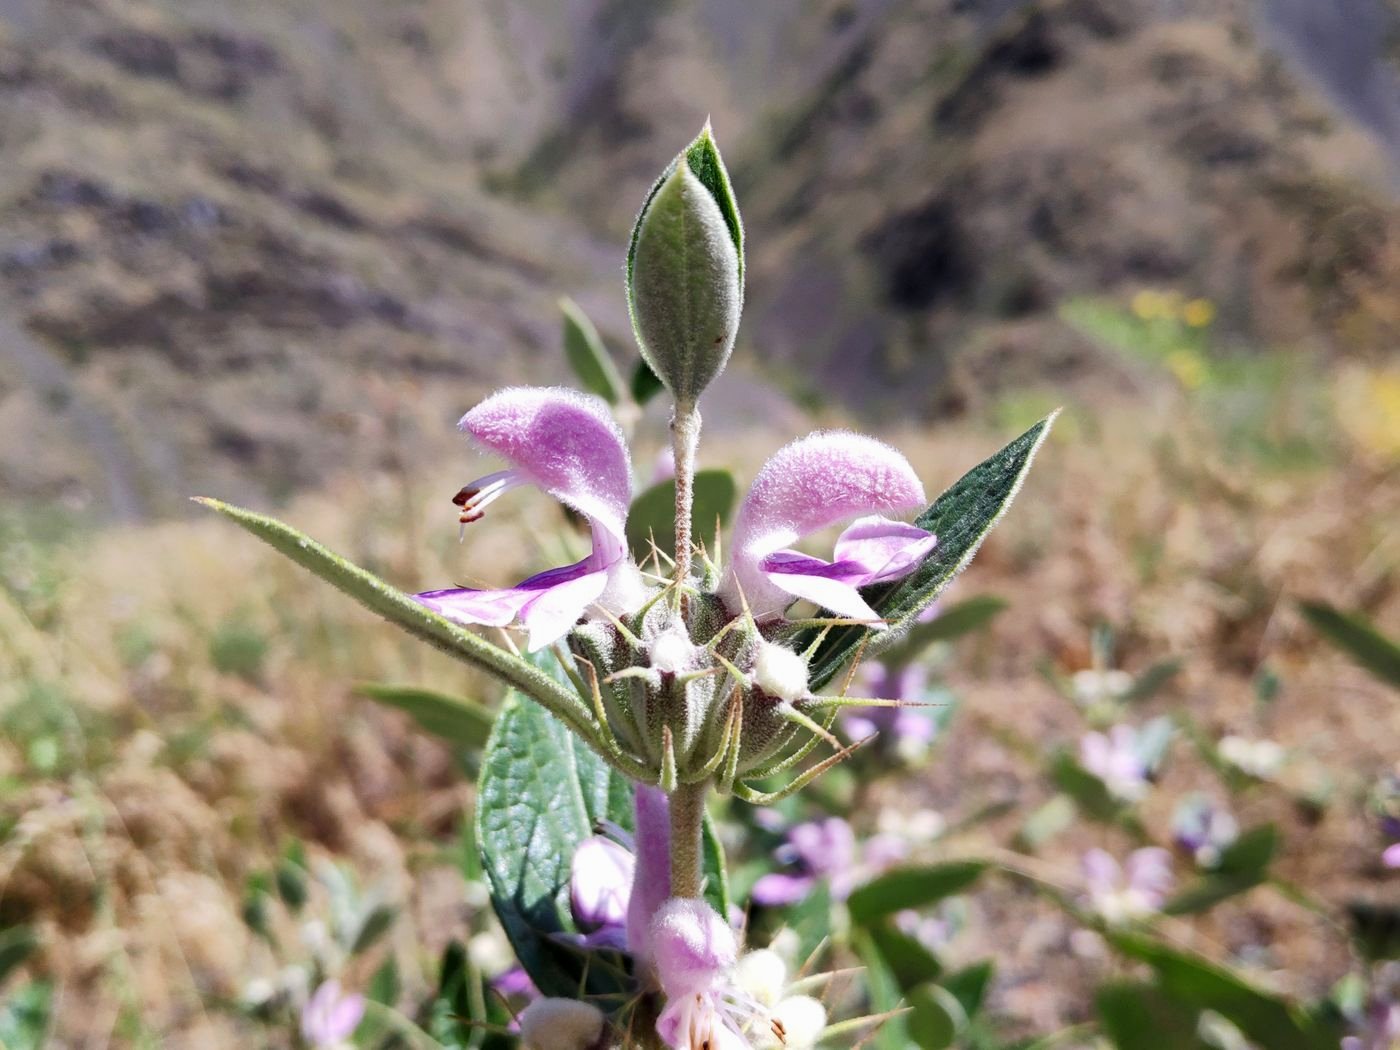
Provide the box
[718,432,934,622]
[571,835,635,938]
[1083,847,1174,924]
[751,817,858,907]
[301,980,365,1048]
[650,899,746,1049]
[1384,842,1400,869]
[414,387,645,650]
[1080,725,1151,803]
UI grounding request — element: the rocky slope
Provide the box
[1,0,1398,515]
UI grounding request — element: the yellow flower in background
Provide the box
[1182,298,1216,328]
[1335,365,1400,463]
[1131,290,1167,320]
[1165,348,1208,390]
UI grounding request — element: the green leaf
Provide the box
[632,360,664,406]
[561,297,627,406]
[1122,659,1183,704]
[367,955,400,1006]
[197,499,597,743]
[350,903,396,956]
[801,415,1056,691]
[907,984,964,1049]
[1049,751,1124,823]
[1347,900,1400,962]
[868,923,943,990]
[625,469,737,563]
[0,927,36,986]
[786,880,832,967]
[1107,932,1342,1049]
[701,811,731,919]
[0,982,52,1050]
[1300,601,1400,689]
[476,688,634,999]
[1097,982,1207,1049]
[356,683,494,751]
[682,124,744,279]
[854,930,909,1050]
[847,862,987,925]
[880,595,1009,667]
[1217,824,1279,876]
[1165,825,1278,916]
[942,961,995,1019]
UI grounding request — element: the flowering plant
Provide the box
[200,124,1052,1048]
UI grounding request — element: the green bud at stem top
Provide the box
[626,123,744,406]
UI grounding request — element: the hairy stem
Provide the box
[670,402,701,602]
[668,779,709,899]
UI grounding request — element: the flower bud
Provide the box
[753,642,808,704]
[626,123,744,406]
[517,998,607,1050]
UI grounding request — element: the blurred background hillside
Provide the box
[3,0,1400,513]
[2,1,1400,1047]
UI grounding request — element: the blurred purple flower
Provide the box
[751,817,858,906]
[570,834,635,949]
[1171,794,1239,869]
[1083,847,1174,924]
[841,661,939,760]
[301,980,365,1049]
[718,433,934,622]
[491,966,538,1000]
[1080,725,1150,803]
[1384,842,1400,870]
[414,387,645,651]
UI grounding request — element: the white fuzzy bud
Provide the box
[754,642,808,703]
[518,998,605,1050]
[772,996,828,1049]
[734,948,787,1008]
[650,627,696,675]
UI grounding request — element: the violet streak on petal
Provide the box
[720,432,931,621]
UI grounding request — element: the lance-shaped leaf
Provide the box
[561,297,627,407]
[355,683,494,752]
[1300,601,1400,690]
[797,413,1056,691]
[196,499,597,742]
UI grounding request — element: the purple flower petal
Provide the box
[751,872,816,907]
[832,516,939,583]
[413,387,645,650]
[301,980,365,1047]
[721,432,927,620]
[571,835,635,932]
[649,899,736,1001]
[460,387,632,551]
[1384,842,1400,869]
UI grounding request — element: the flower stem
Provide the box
[670,402,701,602]
[668,779,708,899]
